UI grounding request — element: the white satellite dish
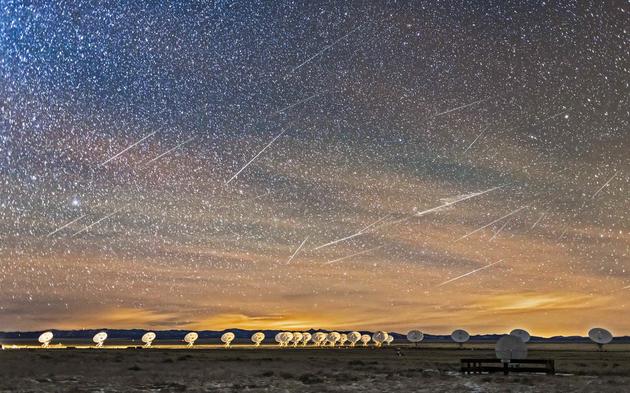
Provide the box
[312,332,327,346]
[385,335,394,345]
[184,332,198,347]
[274,332,284,346]
[301,332,312,346]
[451,329,470,348]
[347,331,361,347]
[279,332,293,347]
[406,330,424,345]
[326,332,341,347]
[588,328,613,350]
[360,334,371,346]
[93,332,108,348]
[251,332,265,346]
[38,331,54,348]
[141,332,156,348]
[221,332,235,348]
[372,331,389,347]
[339,333,348,346]
[495,335,527,362]
[291,332,303,347]
[510,329,531,343]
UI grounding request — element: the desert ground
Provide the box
[1,343,629,392]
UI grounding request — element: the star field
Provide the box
[1,1,629,335]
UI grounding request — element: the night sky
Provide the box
[1,1,629,336]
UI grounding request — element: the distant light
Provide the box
[71,196,81,207]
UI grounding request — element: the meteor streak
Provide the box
[437,260,503,287]
[592,171,618,198]
[538,108,571,124]
[71,209,122,237]
[46,214,87,237]
[323,246,383,265]
[434,97,490,117]
[489,219,511,241]
[99,131,156,166]
[313,214,391,251]
[141,137,196,167]
[455,206,528,242]
[286,25,362,77]
[315,185,503,250]
[463,127,487,153]
[275,93,320,115]
[530,213,546,230]
[417,186,504,217]
[286,236,309,264]
[225,129,287,185]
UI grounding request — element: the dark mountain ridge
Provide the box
[2,329,629,343]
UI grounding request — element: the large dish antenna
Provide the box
[291,332,303,347]
[588,328,613,351]
[141,332,156,348]
[251,332,265,346]
[451,329,470,348]
[221,332,235,348]
[372,331,389,347]
[510,329,531,343]
[184,332,198,348]
[93,332,108,348]
[406,330,424,346]
[347,331,361,347]
[38,331,54,348]
[495,335,527,362]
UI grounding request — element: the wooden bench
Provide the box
[461,358,555,375]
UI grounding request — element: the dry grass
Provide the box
[1,345,629,392]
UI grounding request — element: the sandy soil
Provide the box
[1,345,629,392]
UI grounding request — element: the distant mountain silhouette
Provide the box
[2,329,629,343]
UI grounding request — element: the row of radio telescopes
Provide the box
[28,327,615,352]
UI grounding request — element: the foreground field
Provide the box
[1,345,629,392]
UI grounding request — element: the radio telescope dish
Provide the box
[38,331,54,348]
[184,332,198,347]
[347,331,361,347]
[93,332,108,348]
[360,334,371,346]
[451,329,470,347]
[221,332,236,348]
[251,332,265,346]
[291,332,303,347]
[327,332,341,347]
[510,329,531,343]
[280,332,294,346]
[588,328,613,350]
[312,332,327,346]
[406,330,424,345]
[339,333,348,346]
[372,331,389,347]
[385,335,394,345]
[495,335,527,362]
[274,332,283,345]
[301,332,312,346]
[141,332,156,348]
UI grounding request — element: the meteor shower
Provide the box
[1,1,629,392]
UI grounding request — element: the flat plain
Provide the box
[1,343,629,392]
